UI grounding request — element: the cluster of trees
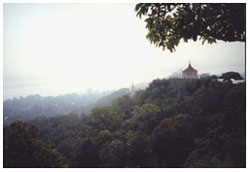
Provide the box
[4,121,68,167]
[4,76,245,167]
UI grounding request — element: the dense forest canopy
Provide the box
[4,76,246,167]
[135,3,246,52]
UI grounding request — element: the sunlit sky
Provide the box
[3,3,245,100]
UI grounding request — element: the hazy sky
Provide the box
[3,3,245,100]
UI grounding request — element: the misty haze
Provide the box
[3,3,246,168]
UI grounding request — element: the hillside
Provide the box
[4,76,246,167]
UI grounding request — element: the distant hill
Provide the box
[3,93,95,125]
[93,88,130,108]
[3,88,127,125]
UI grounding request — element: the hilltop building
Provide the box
[182,61,198,79]
[169,61,199,79]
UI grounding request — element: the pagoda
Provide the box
[182,61,198,79]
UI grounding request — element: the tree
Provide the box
[112,94,136,119]
[4,121,68,167]
[99,139,127,167]
[129,103,160,134]
[151,114,194,167]
[74,138,101,167]
[88,106,122,133]
[135,3,246,52]
[219,71,243,83]
[123,130,156,167]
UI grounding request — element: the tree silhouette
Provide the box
[219,71,243,82]
[135,3,246,52]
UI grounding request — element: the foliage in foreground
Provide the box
[135,3,246,52]
[4,121,68,167]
